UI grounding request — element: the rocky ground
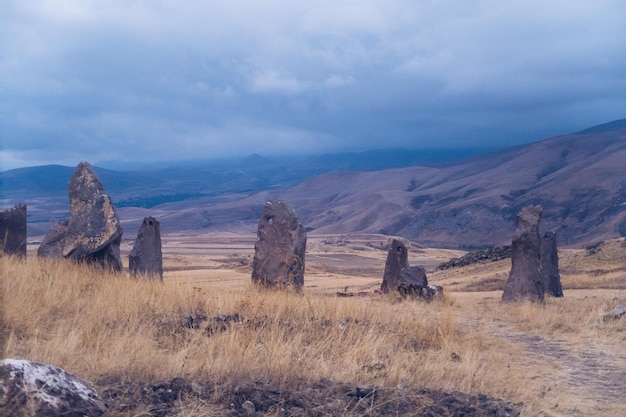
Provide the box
[99,377,522,417]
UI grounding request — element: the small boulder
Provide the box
[541,231,563,297]
[602,304,626,321]
[129,216,163,279]
[0,203,27,257]
[396,266,429,296]
[0,358,107,417]
[252,201,307,290]
[502,205,544,303]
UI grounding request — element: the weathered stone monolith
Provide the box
[541,231,563,297]
[63,162,123,270]
[0,359,107,416]
[252,201,306,290]
[37,221,69,259]
[381,239,409,293]
[502,205,544,303]
[129,216,163,279]
[0,203,27,257]
[382,240,441,299]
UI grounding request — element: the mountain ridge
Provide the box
[2,119,625,248]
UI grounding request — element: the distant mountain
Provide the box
[2,119,625,247]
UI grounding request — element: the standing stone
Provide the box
[37,221,69,259]
[129,216,163,279]
[381,239,409,293]
[0,203,27,257]
[541,231,563,297]
[37,161,123,271]
[502,205,544,303]
[252,201,306,290]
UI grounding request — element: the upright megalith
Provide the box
[502,205,544,303]
[37,161,123,271]
[541,231,563,297]
[0,203,27,257]
[252,201,307,290]
[381,239,409,293]
[64,162,123,270]
[129,216,163,279]
[381,239,440,299]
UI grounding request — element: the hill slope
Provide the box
[2,119,626,247]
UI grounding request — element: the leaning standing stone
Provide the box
[502,205,544,303]
[541,231,563,297]
[252,201,307,290]
[129,216,163,279]
[62,161,123,271]
[0,203,27,257]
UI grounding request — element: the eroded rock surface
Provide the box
[129,216,163,279]
[0,359,107,417]
[0,203,27,257]
[381,240,440,299]
[37,221,69,259]
[37,162,123,271]
[541,231,563,297]
[381,239,410,293]
[502,205,544,303]
[252,201,306,290]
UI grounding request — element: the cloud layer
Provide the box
[2,0,625,170]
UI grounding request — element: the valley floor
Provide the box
[7,233,626,416]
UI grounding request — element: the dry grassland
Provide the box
[2,234,626,416]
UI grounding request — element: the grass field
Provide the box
[2,233,626,416]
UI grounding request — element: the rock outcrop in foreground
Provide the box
[502,205,544,303]
[0,359,107,417]
[38,161,123,271]
[252,201,307,290]
[0,203,27,257]
[129,216,163,279]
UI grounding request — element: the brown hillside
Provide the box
[159,124,626,248]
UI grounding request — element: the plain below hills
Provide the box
[2,119,626,248]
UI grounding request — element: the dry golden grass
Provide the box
[2,234,626,416]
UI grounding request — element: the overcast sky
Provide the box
[1,1,625,170]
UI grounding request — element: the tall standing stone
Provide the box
[381,239,409,293]
[129,216,163,279]
[541,231,563,297]
[502,205,544,303]
[0,203,27,257]
[252,201,307,290]
[63,162,123,271]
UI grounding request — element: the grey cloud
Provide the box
[2,0,626,170]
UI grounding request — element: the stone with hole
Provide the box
[129,216,163,279]
[252,201,307,290]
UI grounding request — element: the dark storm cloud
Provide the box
[1,0,625,170]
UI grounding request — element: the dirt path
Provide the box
[454,296,626,417]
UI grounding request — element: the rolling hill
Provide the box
[2,119,625,247]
